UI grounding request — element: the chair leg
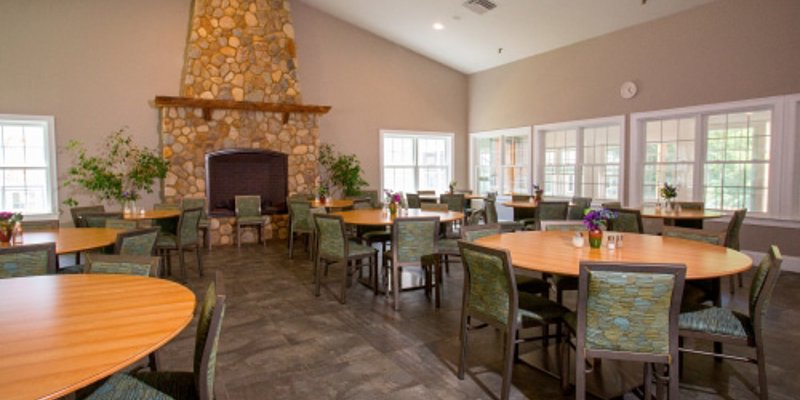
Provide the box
[313,256,321,297]
[339,260,349,304]
[392,262,401,311]
[148,352,160,371]
[195,245,203,277]
[576,345,586,400]
[556,288,564,344]
[643,363,653,400]
[236,223,242,249]
[669,352,680,400]
[559,338,570,393]
[500,330,515,400]
[458,315,470,379]
[288,229,295,259]
[372,253,379,296]
[177,248,187,282]
[756,341,769,400]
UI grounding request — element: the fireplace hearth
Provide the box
[205,149,288,217]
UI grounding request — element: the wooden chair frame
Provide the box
[0,242,57,276]
[113,227,161,256]
[157,207,203,281]
[384,216,440,311]
[85,253,161,277]
[313,214,378,304]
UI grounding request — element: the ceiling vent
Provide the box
[463,0,497,15]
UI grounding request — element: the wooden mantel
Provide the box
[153,96,331,123]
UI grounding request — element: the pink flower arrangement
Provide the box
[384,190,402,204]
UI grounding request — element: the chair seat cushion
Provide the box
[678,304,753,339]
[348,241,376,258]
[437,238,459,255]
[237,216,263,224]
[518,292,569,324]
[78,370,196,400]
[156,234,177,248]
[516,274,550,295]
[59,264,85,274]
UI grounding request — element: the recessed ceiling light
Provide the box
[433,22,445,31]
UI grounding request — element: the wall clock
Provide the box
[620,81,638,99]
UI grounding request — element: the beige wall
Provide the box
[468,0,800,255]
[0,0,469,222]
[291,1,469,192]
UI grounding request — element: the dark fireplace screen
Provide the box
[205,149,288,217]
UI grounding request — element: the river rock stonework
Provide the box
[159,0,321,245]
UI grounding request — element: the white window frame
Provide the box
[0,114,59,220]
[468,126,532,196]
[533,115,626,204]
[379,130,454,194]
[630,94,799,223]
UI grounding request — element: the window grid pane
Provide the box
[383,134,452,194]
[473,132,530,196]
[0,119,52,215]
[642,118,695,202]
[582,125,621,201]
[543,129,576,197]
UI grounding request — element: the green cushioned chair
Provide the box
[561,261,686,400]
[678,245,781,400]
[104,218,138,230]
[526,201,569,231]
[86,253,160,277]
[313,214,378,304]
[485,199,523,232]
[182,197,211,250]
[383,216,440,311]
[568,197,592,221]
[70,205,105,228]
[288,199,314,259]
[156,207,203,281]
[406,193,421,209]
[115,227,160,257]
[235,195,263,248]
[81,212,124,228]
[607,208,644,234]
[0,242,56,278]
[440,193,465,212]
[78,271,226,400]
[725,208,747,294]
[457,241,568,400]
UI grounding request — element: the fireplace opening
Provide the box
[205,149,288,217]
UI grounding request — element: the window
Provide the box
[380,131,453,194]
[470,127,530,195]
[534,116,624,202]
[0,115,57,218]
[631,94,800,219]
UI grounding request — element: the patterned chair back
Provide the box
[458,241,517,329]
[577,262,685,357]
[70,205,104,227]
[81,212,123,228]
[154,203,180,210]
[391,217,439,265]
[182,197,208,218]
[177,207,202,246]
[0,243,57,278]
[608,208,643,233]
[662,226,725,245]
[421,203,448,212]
[455,189,473,195]
[536,201,569,222]
[486,191,498,201]
[358,190,379,208]
[484,199,499,224]
[543,221,585,232]
[569,197,593,220]
[314,214,347,261]
[406,193,421,208]
[86,254,160,277]
[288,193,313,201]
[601,202,621,209]
[466,209,485,225]
[105,218,138,230]
[511,194,531,202]
[440,194,466,212]
[676,201,704,210]
[196,271,227,400]
[724,208,747,251]
[289,200,313,232]
[23,220,59,231]
[748,245,782,323]
[417,190,436,196]
[235,195,261,218]
[352,198,372,210]
[462,224,501,242]
[115,227,160,256]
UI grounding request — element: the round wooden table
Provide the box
[475,230,751,279]
[123,209,181,220]
[640,207,723,220]
[310,199,354,209]
[18,228,121,255]
[0,274,196,400]
[333,208,465,226]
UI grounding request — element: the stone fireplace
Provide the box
[205,148,288,216]
[155,0,329,245]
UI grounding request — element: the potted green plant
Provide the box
[62,128,169,209]
[318,143,367,197]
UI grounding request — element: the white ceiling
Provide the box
[297,0,715,74]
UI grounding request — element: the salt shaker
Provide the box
[12,222,23,244]
[571,232,584,248]
[617,234,623,248]
[607,234,616,250]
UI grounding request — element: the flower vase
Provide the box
[535,190,544,202]
[319,195,327,204]
[0,225,13,244]
[588,229,603,249]
[665,199,674,212]
[388,202,398,217]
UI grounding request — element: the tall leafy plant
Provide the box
[318,143,367,197]
[62,128,169,206]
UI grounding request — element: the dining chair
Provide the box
[561,261,686,400]
[678,245,781,400]
[511,194,532,202]
[674,201,705,229]
[383,216,440,311]
[457,241,567,400]
[417,190,436,196]
[440,193,466,212]
[0,243,57,278]
[421,202,448,212]
[357,189,380,208]
[105,218,138,230]
[540,222,585,342]
[76,271,226,400]
[288,199,314,259]
[313,214,378,304]
[152,203,180,234]
[22,219,59,231]
[406,193,421,208]
[662,226,726,307]
[182,197,211,250]
[568,197,593,220]
[527,201,569,230]
[156,207,203,281]
[455,189,473,195]
[485,199,524,232]
[114,227,160,256]
[608,208,644,233]
[85,254,160,277]
[235,195,264,247]
[600,201,621,209]
[70,205,105,227]
[80,212,124,228]
[725,208,747,293]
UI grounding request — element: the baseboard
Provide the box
[742,250,800,273]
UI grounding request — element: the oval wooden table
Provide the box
[0,274,196,400]
[333,208,465,226]
[640,206,723,228]
[475,230,751,279]
[122,209,181,221]
[310,199,354,209]
[17,227,122,255]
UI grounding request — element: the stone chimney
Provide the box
[155,0,330,245]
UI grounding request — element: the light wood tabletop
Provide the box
[475,230,752,280]
[122,209,181,220]
[310,199,354,209]
[640,207,724,220]
[333,208,465,226]
[0,274,196,400]
[502,200,539,209]
[15,227,121,255]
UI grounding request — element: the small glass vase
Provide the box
[388,201,398,217]
[0,225,13,244]
[588,229,603,249]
